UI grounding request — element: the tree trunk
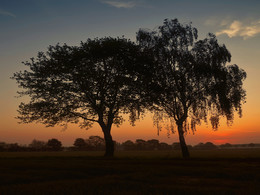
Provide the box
[102,126,114,157]
[177,122,190,159]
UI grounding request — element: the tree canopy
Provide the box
[12,19,247,158]
[136,19,246,158]
[46,138,62,151]
[12,37,143,156]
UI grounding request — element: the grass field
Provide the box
[0,149,260,194]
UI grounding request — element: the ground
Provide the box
[0,149,260,194]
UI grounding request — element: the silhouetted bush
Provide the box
[219,143,232,148]
[193,142,218,150]
[248,143,255,147]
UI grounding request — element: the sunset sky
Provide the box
[0,0,260,146]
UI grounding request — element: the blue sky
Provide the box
[1,0,260,145]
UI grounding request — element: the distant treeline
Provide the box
[0,136,259,152]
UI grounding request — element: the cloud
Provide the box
[102,1,137,8]
[0,9,16,18]
[204,17,232,27]
[216,20,242,37]
[216,20,260,39]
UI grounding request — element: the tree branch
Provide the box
[71,112,98,123]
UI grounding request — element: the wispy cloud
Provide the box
[0,9,16,18]
[102,1,137,8]
[216,20,260,39]
[204,17,232,27]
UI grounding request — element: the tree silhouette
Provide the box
[73,138,87,150]
[219,143,232,148]
[135,139,146,150]
[86,136,105,151]
[137,19,246,158]
[46,138,62,151]
[122,140,135,150]
[12,37,142,157]
[147,139,160,150]
[193,142,218,150]
[29,139,46,151]
[158,142,171,150]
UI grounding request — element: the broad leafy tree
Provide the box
[73,138,87,150]
[12,37,143,157]
[46,138,62,151]
[137,19,246,158]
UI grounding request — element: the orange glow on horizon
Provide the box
[1,102,259,146]
[213,139,231,144]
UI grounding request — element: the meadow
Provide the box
[0,149,260,194]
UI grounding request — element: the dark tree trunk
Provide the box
[102,126,114,157]
[177,121,190,159]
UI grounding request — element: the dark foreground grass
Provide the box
[0,150,260,195]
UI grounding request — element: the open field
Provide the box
[0,149,260,194]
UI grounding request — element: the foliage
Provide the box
[121,140,135,150]
[136,18,247,158]
[29,139,46,151]
[121,139,172,151]
[46,138,62,151]
[219,143,232,148]
[193,142,218,150]
[147,139,160,150]
[12,37,144,156]
[85,136,105,151]
[11,19,247,158]
[135,139,147,150]
[73,138,87,149]
[12,38,142,128]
